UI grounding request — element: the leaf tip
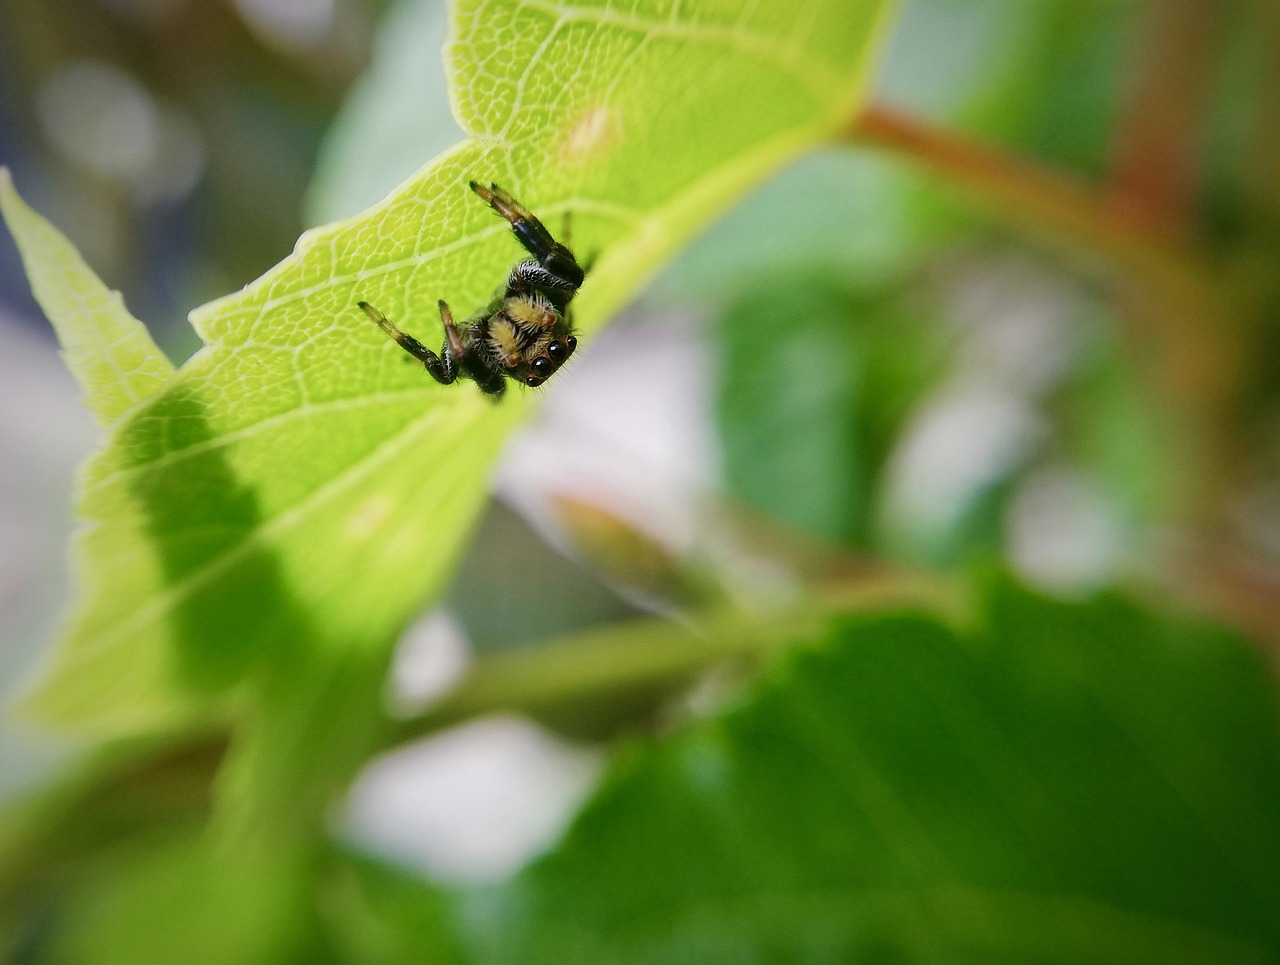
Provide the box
[0,168,39,249]
[0,166,21,221]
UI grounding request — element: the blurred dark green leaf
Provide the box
[318,852,465,965]
[717,280,864,544]
[462,579,1280,964]
[962,0,1134,174]
[1051,310,1172,522]
[716,277,945,549]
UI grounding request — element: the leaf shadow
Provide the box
[119,384,314,693]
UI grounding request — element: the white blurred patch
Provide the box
[496,311,718,559]
[344,716,603,885]
[1007,469,1128,594]
[948,261,1083,395]
[37,60,204,204]
[0,312,95,797]
[878,261,1092,556]
[883,387,1043,544]
[39,61,157,182]
[233,0,336,51]
[0,314,95,679]
[387,608,470,714]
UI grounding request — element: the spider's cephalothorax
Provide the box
[358,181,584,398]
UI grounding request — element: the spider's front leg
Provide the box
[506,259,579,307]
[470,181,584,289]
[359,300,461,386]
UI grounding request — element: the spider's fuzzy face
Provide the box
[488,293,578,387]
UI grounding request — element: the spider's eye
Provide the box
[565,335,577,356]
[524,375,541,386]
[547,342,566,362]
[532,357,553,378]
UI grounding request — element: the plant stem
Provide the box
[388,572,959,746]
[844,105,1196,289]
[1253,0,1280,217]
[1108,0,1224,232]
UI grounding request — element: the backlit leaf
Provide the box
[7,0,901,737]
[0,169,173,426]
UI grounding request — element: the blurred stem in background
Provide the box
[1257,0,1280,219]
[1109,0,1222,233]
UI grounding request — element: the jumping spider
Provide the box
[358,181,584,397]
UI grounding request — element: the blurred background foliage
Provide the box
[3,0,1280,961]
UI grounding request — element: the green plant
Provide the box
[3,0,1280,962]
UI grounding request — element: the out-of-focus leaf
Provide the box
[305,0,462,226]
[716,278,944,548]
[45,835,317,965]
[464,579,1280,964]
[7,0,902,737]
[717,280,863,543]
[661,150,924,305]
[957,0,1134,174]
[0,169,173,426]
[1054,314,1170,521]
[320,852,465,965]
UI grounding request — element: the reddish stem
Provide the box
[1109,0,1223,233]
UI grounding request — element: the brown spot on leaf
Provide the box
[559,106,621,167]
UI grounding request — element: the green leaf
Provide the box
[465,581,1280,964]
[10,0,901,738]
[0,169,174,426]
[717,279,866,542]
[716,277,945,549]
[45,834,318,965]
[320,851,466,965]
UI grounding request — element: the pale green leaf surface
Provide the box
[0,169,174,427]
[15,0,900,735]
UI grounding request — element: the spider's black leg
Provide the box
[470,181,553,251]
[507,259,577,299]
[359,301,457,385]
[442,302,508,397]
[470,181,584,288]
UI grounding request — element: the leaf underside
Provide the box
[5,0,900,736]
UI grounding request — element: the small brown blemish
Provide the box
[346,493,394,540]
[559,105,620,167]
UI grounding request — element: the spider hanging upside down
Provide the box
[358,181,585,398]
